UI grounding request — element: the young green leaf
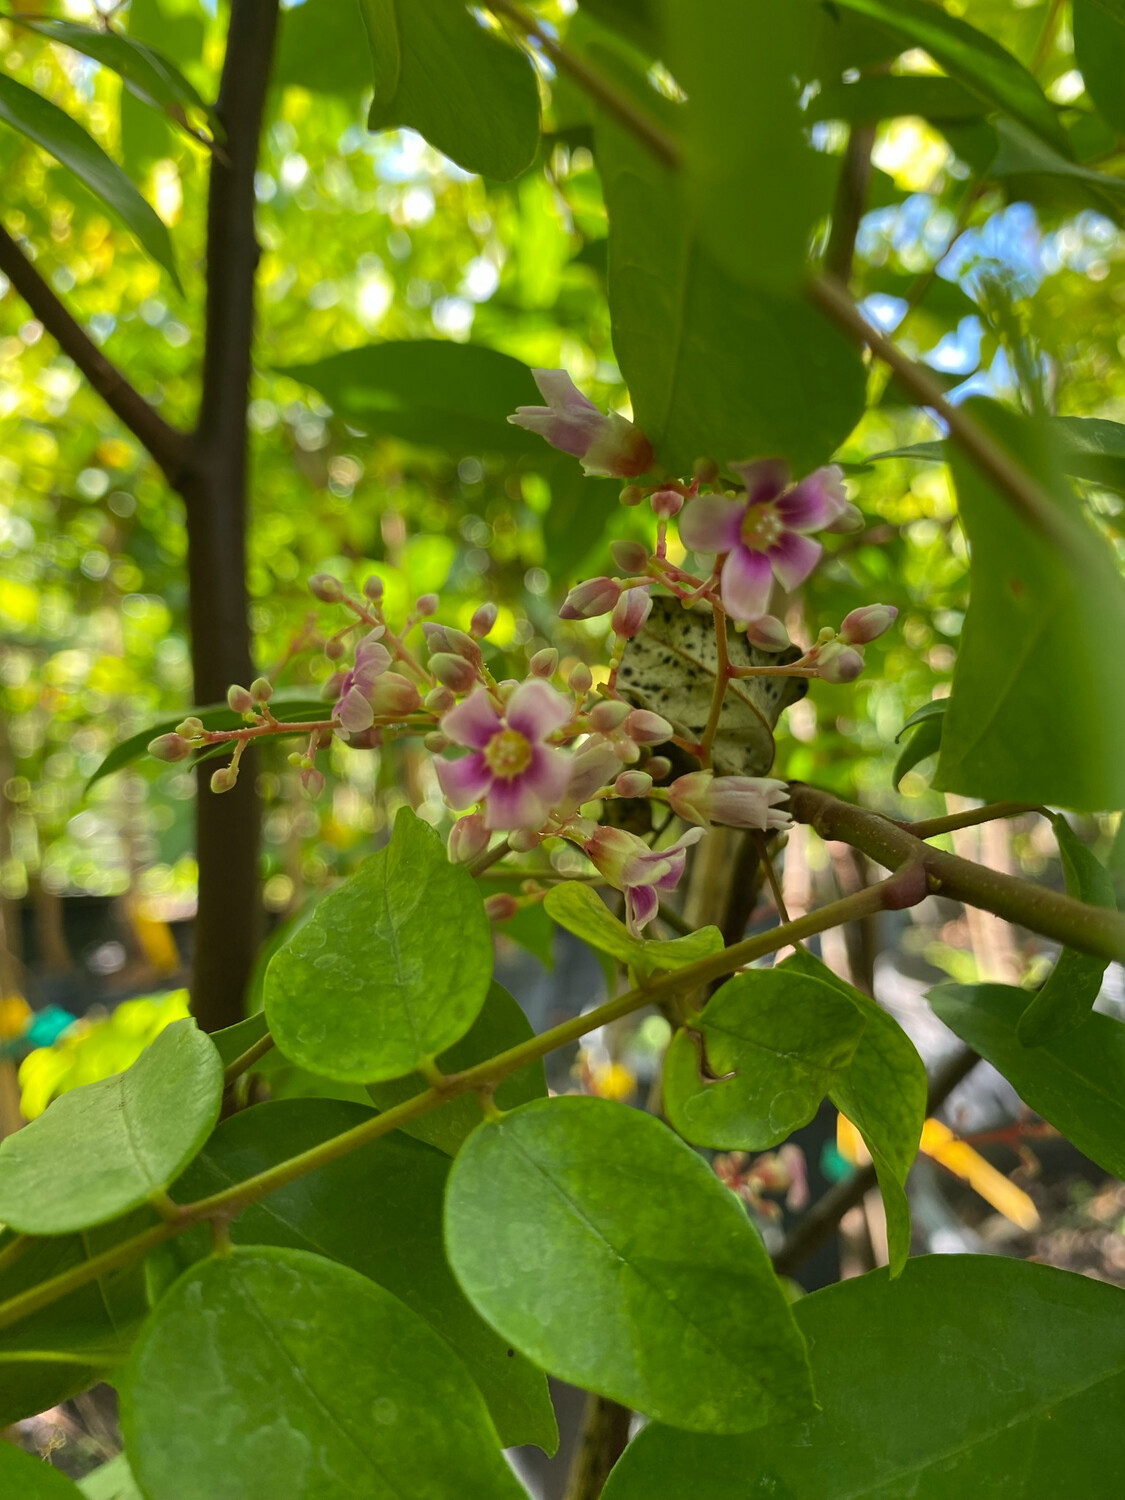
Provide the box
[367,981,547,1156]
[445,1095,813,1433]
[544,882,723,979]
[121,1247,527,1500]
[265,807,493,1082]
[662,967,866,1151]
[0,1443,84,1498]
[360,0,540,180]
[602,1257,1125,1498]
[1018,816,1117,1045]
[1073,0,1125,137]
[170,1098,556,1452]
[0,74,179,286]
[893,699,946,789]
[929,983,1125,1180]
[0,1020,221,1234]
[209,1009,270,1071]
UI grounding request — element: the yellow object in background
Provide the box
[920,1118,1040,1231]
[127,898,182,975]
[0,994,31,1041]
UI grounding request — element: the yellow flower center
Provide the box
[741,502,784,551]
[484,727,533,779]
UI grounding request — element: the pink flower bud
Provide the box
[569,664,593,694]
[251,677,273,703]
[744,615,791,653]
[559,577,621,620]
[227,685,254,714]
[425,684,456,714]
[646,755,672,780]
[430,653,479,693]
[309,572,344,603]
[816,641,866,683]
[650,487,684,519]
[370,672,421,716]
[610,538,650,574]
[423,623,482,666]
[448,813,490,864]
[669,771,791,831]
[840,604,898,646]
[510,828,543,854]
[416,593,439,617]
[424,731,449,752]
[363,575,384,601]
[148,733,192,762]
[589,699,632,732]
[325,638,346,661]
[619,484,644,507]
[210,765,237,793]
[611,587,652,639]
[175,717,205,739]
[530,647,558,678]
[623,708,673,745]
[470,602,498,638]
[484,893,520,922]
[825,502,865,535]
[615,770,653,798]
[562,738,621,807]
[300,767,325,797]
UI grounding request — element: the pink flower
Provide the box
[508,370,653,478]
[840,604,898,645]
[335,630,392,732]
[679,460,848,621]
[436,680,573,830]
[582,824,705,937]
[668,771,792,832]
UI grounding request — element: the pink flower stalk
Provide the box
[508,370,653,478]
[436,680,573,830]
[679,459,848,621]
[335,630,392,732]
[668,771,792,832]
[582,824,705,937]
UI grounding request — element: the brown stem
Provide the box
[0,226,188,481]
[824,123,875,284]
[565,1393,632,1500]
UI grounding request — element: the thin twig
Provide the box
[900,801,1042,840]
[222,1029,275,1087]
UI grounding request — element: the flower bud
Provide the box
[840,603,898,646]
[509,828,544,854]
[370,672,421,716]
[300,767,325,797]
[210,766,237,794]
[815,641,865,684]
[430,653,479,693]
[363,574,384,601]
[559,576,622,620]
[325,637,346,661]
[619,484,644,507]
[529,647,558,679]
[589,699,632,733]
[615,770,653,798]
[250,677,273,703]
[484,893,520,922]
[175,717,205,739]
[693,457,720,484]
[423,622,481,666]
[744,614,791,653]
[416,593,439,617]
[825,502,865,535]
[148,733,192,762]
[448,812,490,864]
[424,731,449,753]
[425,684,456,714]
[669,770,792,831]
[569,664,593,694]
[646,754,672,780]
[650,487,684,519]
[623,708,673,745]
[470,602,498,638]
[611,587,652,639]
[614,738,641,763]
[309,572,344,603]
[227,684,254,714]
[610,538,651,574]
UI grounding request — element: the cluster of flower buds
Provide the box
[713,1145,809,1219]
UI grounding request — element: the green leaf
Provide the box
[16,17,210,127]
[544,882,724,979]
[987,117,1125,217]
[0,1445,83,1498]
[597,92,866,475]
[781,950,926,1275]
[171,1098,556,1452]
[936,401,1125,810]
[811,73,983,126]
[86,692,327,789]
[893,699,946,789]
[360,0,540,181]
[265,807,493,1082]
[78,1455,141,1500]
[209,1010,270,1071]
[279,340,544,457]
[367,981,546,1156]
[1018,817,1117,1045]
[1074,0,1125,136]
[445,1095,813,1433]
[0,1020,221,1234]
[830,0,1069,155]
[928,983,1125,1179]
[274,0,375,95]
[602,1256,1125,1498]
[121,1247,527,1500]
[579,0,658,53]
[0,74,179,287]
[872,418,1125,495]
[662,967,867,1151]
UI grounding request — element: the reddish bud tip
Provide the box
[589,699,633,732]
[430,653,479,693]
[425,685,456,715]
[363,575,385,602]
[324,638,346,661]
[448,813,490,864]
[529,647,559,679]
[559,577,622,620]
[484,893,520,922]
[568,664,593,695]
[615,770,653,798]
[309,572,344,603]
[650,487,684,519]
[416,593,439,617]
[610,538,651,574]
[840,604,898,646]
[744,614,791,653]
[250,677,273,703]
[227,685,254,714]
[611,587,652,639]
[148,733,192,763]
[470,602,499,638]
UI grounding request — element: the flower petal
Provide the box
[337,686,375,733]
[435,751,491,809]
[483,758,564,831]
[679,495,746,555]
[778,465,847,531]
[442,688,503,749]
[532,368,600,414]
[624,884,659,937]
[506,679,572,742]
[720,545,774,620]
[767,531,822,592]
[730,457,790,506]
